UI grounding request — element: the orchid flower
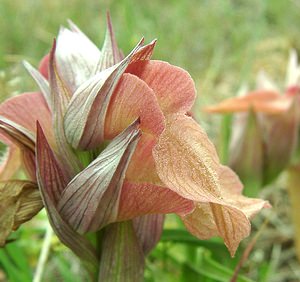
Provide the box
[206,50,300,262]
[206,50,300,188]
[0,14,269,280]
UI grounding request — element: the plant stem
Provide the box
[287,166,300,261]
[33,223,53,282]
[97,221,145,282]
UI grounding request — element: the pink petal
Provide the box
[0,91,53,180]
[182,200,256,257]
[183,166,269,256]
[105,73,165,139]
[0,117,35,180]
[205,90,290,114]
[118,181,194,221]
[182,203,218,240]
[125,133,162,185]
[126,60,196,114]
[153,114,268,256]
[153,114,221,203]
[218,165,243,194]
[209,203,251,257]
[0,92,53,144]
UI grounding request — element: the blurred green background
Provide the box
[1,0,300,281]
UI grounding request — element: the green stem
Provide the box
[33,223,53,282]
[287,166,300,261]
[97,221,145,282]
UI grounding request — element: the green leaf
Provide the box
[166,245,253,282]
[161,229,224,247]
[0,243,32,282]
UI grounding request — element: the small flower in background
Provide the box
[206,50,300,264]
[0,13,269,280]
[206,50,300,193]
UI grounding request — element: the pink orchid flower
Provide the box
[206,50,300,186]
[0,15,269,270]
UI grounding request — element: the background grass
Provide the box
[1,0,300,281]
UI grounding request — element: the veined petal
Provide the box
[118,182,194,221]
[182,166,269,256]
[126,60,196,115]
[205,90,285,114]
[64,39,156,150]
[182,203,218,241]
[0,92,53,143]
[183,203,250,257]
[36,122,69,205]
[153,114,268,256]
[0,92,52,179]
[126,133,162,185]
[0,118,36,180]
[55,22,102,93]
[182,192,263,252]
[13,185,43,228]
[104,73,164,184]
[36,123,98,268]
[0,115,35,151]
[0,181,42,247]
[49,41,82,176]
[58,120,141,233]
[104,73,165,139]
[95,12,123,71]
[133,214,165,255]
[218,165,270,218]
[23,61,51,108]
[210,203,251,257]
[153,114,221,202]
[218,165,243,194]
